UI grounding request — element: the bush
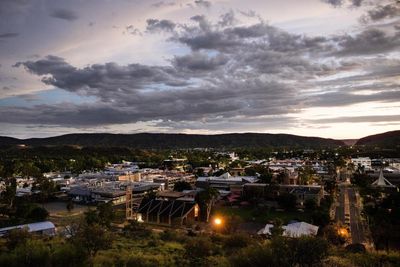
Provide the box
[5,228,31,250]
[277,193,297,210]
[312,210,330,227]
[345,243,366,254]
[224,233,252,250]
[305,199,317,211]
[27,206,49,221]
[231,236,329,267]
[185,236,214,259]
[51,243,87,267]
[230,245,273,267]
[159,230,187,243]
[14,203,49,222]
[125,254,166,267]
[13,239,51,267]
[123,220,152,239]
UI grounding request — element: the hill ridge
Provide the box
[0,132,345,148]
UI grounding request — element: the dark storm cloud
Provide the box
[154,115,298,132]
[308,89,400,108]
[321,0,343,7]
[238,10,257,18]
[351,0,364,7]
[174,16,330,53]
[0,32,19,38]
[363,4,400,22]
[152,1,176,8]
[0,0,30,15]
[194,0,211,8]
[0,78,299,126]
[335,28,400,55]
[15,55,189,100]
[126,25,141,35]
[218,11,237,27]
[49,8,79,21]
[146,19,176,32]
[317,59,400,85]
[172,52,228,71]
[14,55,75,76]
[0,104,135,126]
[7,10,400,129]
[10,15,328,128]
[309,115,400,124]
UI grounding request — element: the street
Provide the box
[347,187,366,244]
[336,185,367,245]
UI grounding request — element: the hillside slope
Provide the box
[0,133,345,149]
[356,130,400,147]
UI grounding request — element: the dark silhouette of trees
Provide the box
[277,193,297,211]
[173,181,192,192]
[230,236,329,267]
[195,187,219,222]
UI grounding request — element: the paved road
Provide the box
[348,188,366,244]
[335,185,345,223]
[335,185,367,244]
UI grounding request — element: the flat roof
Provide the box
[0,221,55,236]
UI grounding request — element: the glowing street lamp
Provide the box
[213,217,223,226]
[338,227,348,237]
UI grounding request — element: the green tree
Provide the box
[12,239,51,267]
[195,187,219,222]
[305,199,317,211]
[173,181,192,192]
[35,176,56,201]
[277,193,297,211]
[185,236,213,259]
[123,220,152,239]
[27,205,49,222]
[84,209,100,225]
[1,178,16,209]
[230,244,274,267]
[51,242,87,267]
[270,218,285,238]
[71,223,113,265]
[97,202,115,228]
[293,236,329,267]
[298,165,315,185]
[66,199,74,212]
[5,228,31,250]
[312,210,330,227]
[223,233,251,250]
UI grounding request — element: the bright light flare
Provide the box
[214,217,222,226]
[338,228,348,237]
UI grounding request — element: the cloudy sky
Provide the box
[0,0,399,139]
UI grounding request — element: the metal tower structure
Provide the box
[126,186,134,220]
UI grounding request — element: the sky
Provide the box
[0,0,399,139]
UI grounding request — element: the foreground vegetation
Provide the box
[1,220,400,267]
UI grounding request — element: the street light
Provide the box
[214,217,222,226]
[338,227,348,237]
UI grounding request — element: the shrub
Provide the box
[185,237,214,259]
[223,233,251,250]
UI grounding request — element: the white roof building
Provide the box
[0,221,56,237]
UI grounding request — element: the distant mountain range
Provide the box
[0,130,398,149]
[355,130,400,147]
[0,133,344,149]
